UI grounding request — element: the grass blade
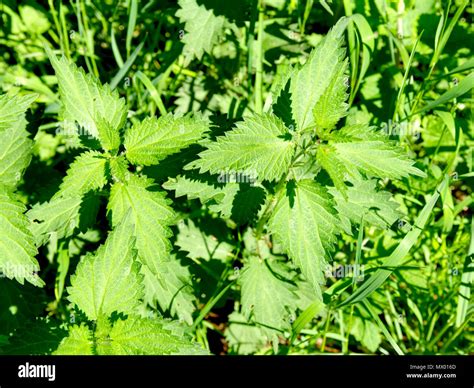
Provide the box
[414,72,474,115]
[339,175,449,307]
[432,0,468,67]
[392,33,422,120]
[353,216,364,287]
[290,300,325,343]
[110,41,144,90]
[456,218,474,327]
[345,13,375,105]
[111,27,124,68]
[362,300,404,355]
[126,0,138,57]
[134,70,167,116]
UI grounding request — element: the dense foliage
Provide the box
[0,0,472,355]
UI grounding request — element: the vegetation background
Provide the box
[0,0,472,355]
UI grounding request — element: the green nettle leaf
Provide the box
[0,93,37,132]
[269,180,340,294]
[96,114,121,153]
[53,151,109,199]
[124,114,208,166]
[142,259,196,325]
[0,93,36,188]
[164,175,227,204]
[350,317,382,353]
[163,175,240,218]
[176,219,233,262]
[176,0,227,65]
[109,155,130,181]
[0,190,43,287]
[0,10,461,357]
[189,113,295,182]
[312,58,349,132]
[328,124,425,179]
[46,46,127,139]
[55,317,206,355]
[0,128,32,188]
[67,215,144,320]
[54,325,94,355]
[0,94,41,287]
[290,17,348,131]
[329,179,402,234]
[108,175,175,275]
[95,316,207,355]
[232,185,267,225]
[27,195,99,246]
[240,257,298,337]
[28,197,80,246]
[316,144,349,197]
[267,63,296,128]
[203,183,241,218]
[225,312,267,355]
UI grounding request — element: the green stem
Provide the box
[320,308,332,352]
[254,0,264,114]
[191,269,236,331]
[339,310,346,353]
[48,0,63,50]
[254,136,310,242]
[343,305,354,354]
[59,2,70,59]
[79,0,99,77]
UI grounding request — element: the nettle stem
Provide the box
[254,134,312,244]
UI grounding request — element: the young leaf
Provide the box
[108,175,175,275]
[0,190,43,287]
[53,151,109,199]
[109,155,130,181]
[269,180,340,293]
[188,113,295,182]
[124,114,208,166]
[96,114,121,153]
[316,144,350,197]
[46,46,127,139]
[67,214,144,320]
[267,63,296,129]
[312,58,349,132]
[290,17,348,131]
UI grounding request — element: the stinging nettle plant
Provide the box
[1,46,210,355]
[167,17,425,344]
[0,17,426,354]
